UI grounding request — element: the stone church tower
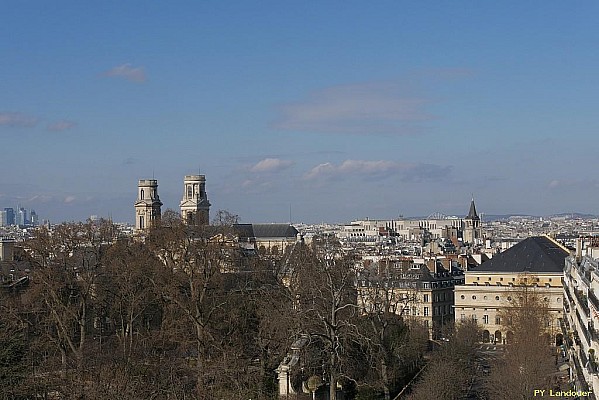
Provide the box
[180,174,211,225]
[134,179,163,232]
[463,198,482,245]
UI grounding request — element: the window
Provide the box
[472,295,477,300]
[424,307,429,316]
[483,315,489,324]
[495,316,501,325]
[500,277,504,281]
[424,294,430,302]
[495,296,500,300]
[140,189,144,199]
[187,185,193,199]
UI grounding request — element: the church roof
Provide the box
[474,236,569,274]
[234,223,299,239]
[467,199,479,220]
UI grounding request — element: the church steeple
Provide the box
[467,198,479,221]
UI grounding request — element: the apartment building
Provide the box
[563,243,599,397]
[357,258,464,338]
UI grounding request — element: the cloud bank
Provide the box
[273,81,433,135]
[47,120,77,132]
[0,112,39,128]
[104,63,146,83]
[249,158,294,173]
[304,160,452,183]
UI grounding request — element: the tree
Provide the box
[146,211,263,399]
[486,281,556,400]
[288,238,358,400]
[355,265,428,400]
[408,318,481,400]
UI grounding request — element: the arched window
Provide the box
[140,189,144,200]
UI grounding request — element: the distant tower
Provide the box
[134,179,163,232]
[180,175,211,225]
[463,198,482,245]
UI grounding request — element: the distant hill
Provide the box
[482,212,597,222]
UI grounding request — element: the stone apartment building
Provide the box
[454,235,568,344]
[356,258,464,338]
[562,238,599,397]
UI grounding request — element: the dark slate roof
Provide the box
[467,199,479,220]
[475,236,569,273]
[234,224,299,239]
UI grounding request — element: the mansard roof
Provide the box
[475,236,569,274]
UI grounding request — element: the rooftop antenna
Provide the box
[289,204,292,225]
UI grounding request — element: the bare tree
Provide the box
[486,281,556,400]
[355,266,427,400]
[288,238,358,400]
[408,318,481,400]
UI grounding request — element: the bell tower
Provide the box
[134,179,162,232]
[463,198,482,245]
[180,174,211,225]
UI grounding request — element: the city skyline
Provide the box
[2,2,599,223]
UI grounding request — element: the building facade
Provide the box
[357,259,464,338]
[454,235,568,344]
[563,241,599,396]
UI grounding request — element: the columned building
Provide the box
[180,175,211,225]
[134,179,162,232]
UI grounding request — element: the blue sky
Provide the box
[2,1,599,223]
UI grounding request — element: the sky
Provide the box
[2,1,599,224]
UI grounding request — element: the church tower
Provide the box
[463,198,482,245]
[134,179,162,232]
[180,175,211,225]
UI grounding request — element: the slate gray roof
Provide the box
[475,236,569,273]
[234,223,299,239]
[467,199,479,220]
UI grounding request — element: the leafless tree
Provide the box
[288,237,358,400]
[486,281,556,400]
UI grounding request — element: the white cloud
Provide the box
[304,160,452,182]
[104,63,146,83]
[548,180,560,189]
[273,81,434,135]
[64,196,76,203]
[249,158,294,173]
[0,112,38,127]
[47,120,77,132]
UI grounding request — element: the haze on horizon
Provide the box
[2,2,599,224]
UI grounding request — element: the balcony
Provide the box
[590,290,599,312]
[574,288,590,317]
